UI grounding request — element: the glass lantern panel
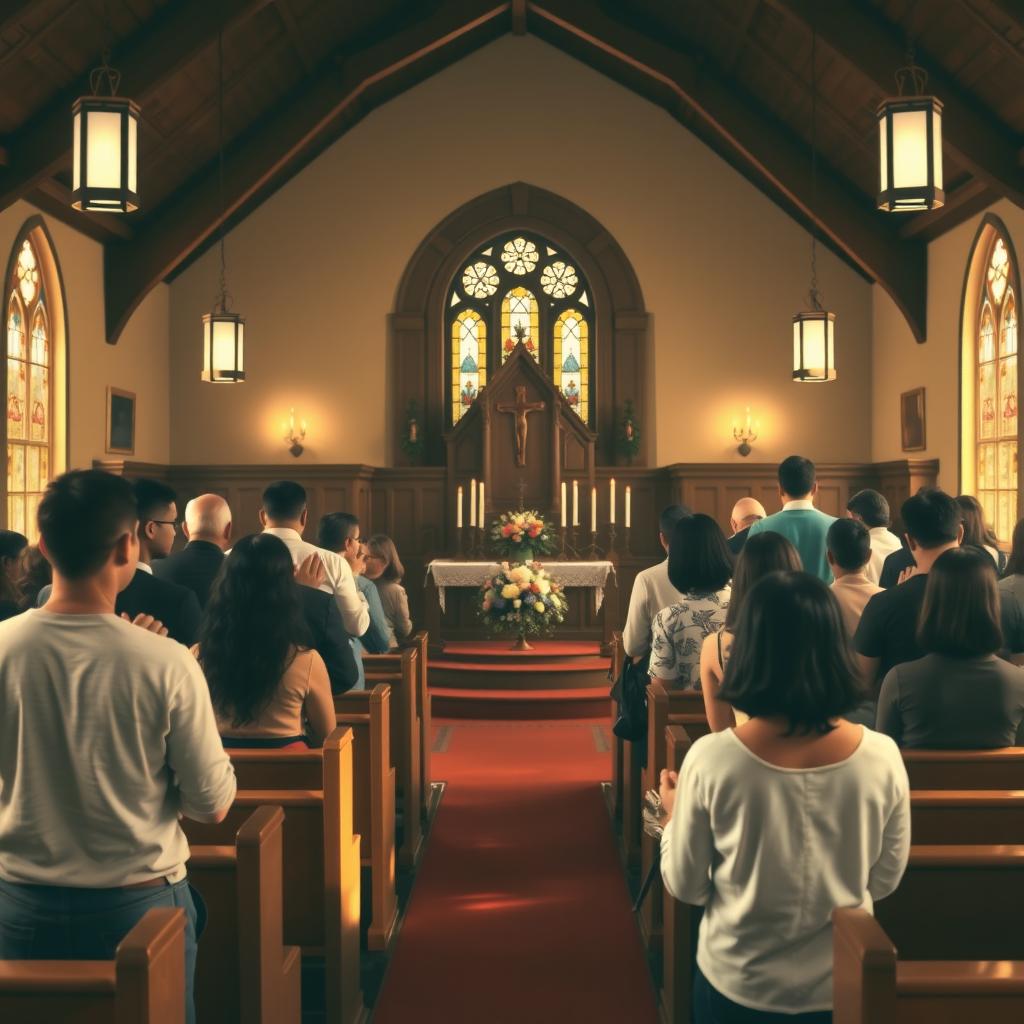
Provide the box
[891,108,928,190]
[127,112,137,194]
[85,110,124,189]
[72,110,81,192]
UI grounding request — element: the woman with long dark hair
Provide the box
[0,530,27,621]
[877,546,1024,748]
[660,572,909,1022]
[195,533,335,748]
[699,532,802,731]
[956,494,1005,573]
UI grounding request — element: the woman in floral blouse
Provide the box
[650,514,733,690]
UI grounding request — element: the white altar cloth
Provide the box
[426,560,616,614]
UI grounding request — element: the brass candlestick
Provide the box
[456,525,466,559]
[557,525,569,560]
[622,525,632,557]
[607,523,617,558]
[585,530,603,559]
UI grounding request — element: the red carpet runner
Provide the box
[373,720,658,1023]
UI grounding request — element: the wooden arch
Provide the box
[390,181,649,466]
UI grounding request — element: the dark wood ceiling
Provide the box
[0,0,1021,345]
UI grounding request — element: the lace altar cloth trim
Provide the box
[426,560,615,613]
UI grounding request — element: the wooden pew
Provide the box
[0,907,186,1024]
[335,684,399,949]
[910,791,1024,844]
[183,727,364,1024]
[834,908,1024,1024]
[363,646,424,869]
[608,631,624,824]
[189,805,301,1024]
[399,630,432,823]
[902,748,1024,790]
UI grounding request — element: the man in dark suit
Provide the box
[153,493,232,607]
[298,583,360,694]
[726,496,767,556]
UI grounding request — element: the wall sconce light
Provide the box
[283,408,306,457]
[733,406,759,457]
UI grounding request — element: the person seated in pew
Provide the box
[152,493,233,607]
[650,514,733,691]
[0,528,27,621]
[659,571,910,1023]
[845,488,902,586]
[195,533,336,748]
[364,533,412,647]
[956,493,1006,574]
[999,516,1024,621]
[622,503,690,662]
[0,470,237,1024]
[827,519,882,637]
[876,546,1024,749]
[726,496,765,556]
[700,532,802,731]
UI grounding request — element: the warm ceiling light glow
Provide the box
[201,311,245,383]
[793,310,836,383]
[71,58,139,213]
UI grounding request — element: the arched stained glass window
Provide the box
[975,234,1018,541]
[553,309,589,423]
[451,309,485,425]
[501,287,538,364]
[446,231,594,427]
[5,235,54,542]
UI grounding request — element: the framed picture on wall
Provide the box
[900,387,926,452]
[106,387,136,455]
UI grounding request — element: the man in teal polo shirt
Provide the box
[746,456,837,582]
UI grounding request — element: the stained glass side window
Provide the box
[501,288,539,363]
[553,309,589,423]
[977,234,1019,541]
[5,237,52,543]
[451,309,486,425]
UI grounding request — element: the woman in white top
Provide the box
[700,532,803,731]
[649,514,733,690]
[660,571,910,1021]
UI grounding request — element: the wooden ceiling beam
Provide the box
[274,0,314,75]
[103,1,512,344]
[954,0,1024,65]
[772,0,1024,208]
[529,0,927,341]
[899,177,996,241]
[27,178,135,244]
[0,0,271,215]
[0,0,50,40]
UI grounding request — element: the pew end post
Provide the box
[832,908,898,1024]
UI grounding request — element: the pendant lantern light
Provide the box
[877,46,943,213]
[71,54,140,213]
[793,23,837,383]
[202,28,245,383]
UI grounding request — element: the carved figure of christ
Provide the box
[497,385,546,468]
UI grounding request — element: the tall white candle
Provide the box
[561,481,567,528]
[457,486,463,529]
[478,482,485,528]
[470,479,477,528]
[572,480,579,527]
[610,478,616,525]
[590,487,597,533]
[625,486,632,529]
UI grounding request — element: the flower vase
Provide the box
[514,546,534,565]
[512,631,533,651]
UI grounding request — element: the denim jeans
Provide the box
[0,876,203,1024]
[694,968,832,1024]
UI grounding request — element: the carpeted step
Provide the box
[437,640,604,665]
[429,657,611,691]
[430,685,610,720]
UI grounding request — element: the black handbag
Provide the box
[610,652,649,744]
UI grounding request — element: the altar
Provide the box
[424,559,619,653]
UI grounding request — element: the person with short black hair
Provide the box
[877,547,1024,748]
[746,456,837,582]
[259,481,370,638]
[659,571,909,1020]
[649,515,732,689]
[622,504,691,659]
[0,471,236,1024]
[0,530,27,621]
[134,478,180,566]
[846,488,902,584]
[700,532,802,731]
[827,518,882,636]
[317,512,361,562]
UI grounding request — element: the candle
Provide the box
[609,478,616,525]
[457,486,463,529]
[479,482,485,527]
[572,480,579,527]
[470,479,477,528]
[300,419,307,435]
[561,481,567,528]
[625,486,632,529]
[590,486,597,534]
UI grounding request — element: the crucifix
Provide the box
[497,385,545,468]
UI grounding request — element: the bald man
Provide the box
[727,496,767,556]
[153,493,232,607]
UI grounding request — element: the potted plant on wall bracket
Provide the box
[400,400,424,464]
[616,399,641,465]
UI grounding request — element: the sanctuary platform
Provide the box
[428,640,611,720]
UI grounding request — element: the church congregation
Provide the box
[3,2,1024,1022]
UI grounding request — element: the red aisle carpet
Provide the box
[373,720,658,1024]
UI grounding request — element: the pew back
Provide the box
[902,748,1024,789]
[399,630,432,822]
[910,791,1024,844]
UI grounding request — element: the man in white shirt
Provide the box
[259,480,370,638]
[827,518,883,635]
[0,470,237,1024]
[846,488,903,585]
[622,505,691,659]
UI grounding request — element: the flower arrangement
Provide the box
[490,509,555,563]
[479,561,569,648]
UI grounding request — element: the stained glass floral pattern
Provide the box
[16,240,38,305]
[989,238,1009,306]
[502,237,538,276]
[540,261,578,298]
[461,262,499,299]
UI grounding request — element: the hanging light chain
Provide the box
[808,23,820,311]
[895,40,928,96]
[215,26,232,314]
